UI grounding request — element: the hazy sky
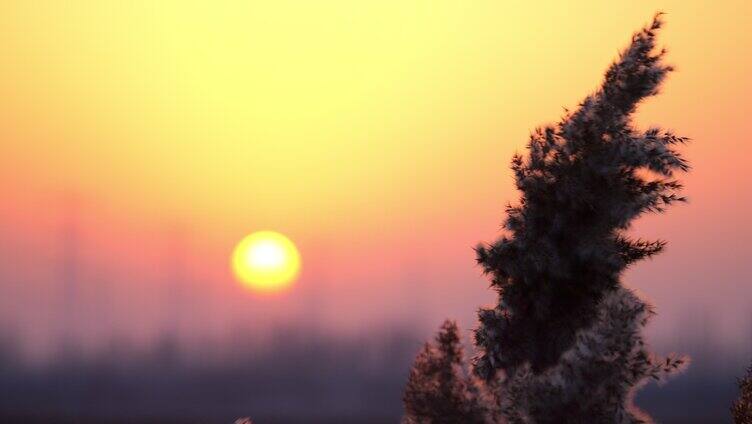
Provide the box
[0,1,750,360]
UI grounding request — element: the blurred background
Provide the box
[0,1,750,422]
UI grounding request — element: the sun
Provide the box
[231,231,301,293]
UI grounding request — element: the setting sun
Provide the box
[231,231,301,293]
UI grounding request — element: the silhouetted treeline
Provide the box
[0,325,749,423]
[0,326,417,424]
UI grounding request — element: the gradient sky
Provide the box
[0,1,750,360]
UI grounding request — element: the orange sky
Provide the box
[0,1,750,359]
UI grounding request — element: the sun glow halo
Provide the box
[232,231,301,293]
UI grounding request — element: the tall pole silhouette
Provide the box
[163,226,188,341]
[58,194,82,354]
